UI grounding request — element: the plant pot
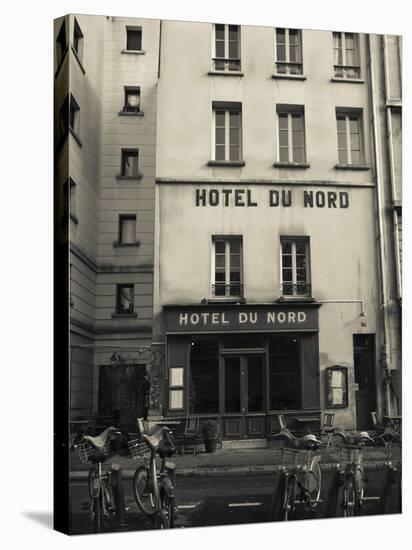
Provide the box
[204,438,218,453]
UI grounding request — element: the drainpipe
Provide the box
[367,34,391,416]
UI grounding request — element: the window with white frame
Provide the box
[213,103,242,162]
[126,27,142,51]
[333,32,360,79]
[280,237,311,297]
[118,215,137,244]
[73,18,84,63]
[336,110,363,165]
[277,106,306,163]
[123,86,141,113]
[212,237,243,298]
[275,28,303,75]
[213,24,241,71]
[121,149,139,177]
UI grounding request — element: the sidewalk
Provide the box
[69,441,401,481]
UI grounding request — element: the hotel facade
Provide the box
[54,15,402,441]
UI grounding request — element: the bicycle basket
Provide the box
[281,448,312,468]
[340,447,361,464]
[128,438,151,462]
[75,439,112,464]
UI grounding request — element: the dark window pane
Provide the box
[268,336,301,409]
[351,150,361,164]
[225,357,241,413]
[190,339,219,414]
[215,271,226,282]
[277,44,286,61]
[337,132,347,149]
[215,24,225,40]
[216,127,225,145]
[296,242,306,255]
[229,128,240,146]
[127,29,142,50]
[247,357,264,412]
[279,148,289,162]
[215,145,225,160]
[215,41,225,58]
[282,240,292,254]
[293,148,304,162]
[278,113,288,129]
[228,25,239,40]
[279,130,288,147]
[228,41,238,59]
[230,240,241,254]
[291,113,303,130]
[229,146,240,161]
[282,255,292,268]
[338,149,347,164]
[223,335,264,348]
[282,269,292,282]
[276,29,286,43]
[117,285,134,313]
[216,111,225,126]
[276,62,287,73]
[215,240,225,253]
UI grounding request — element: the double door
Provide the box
[223,355,265,439]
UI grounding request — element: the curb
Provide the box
[69,460,401,481]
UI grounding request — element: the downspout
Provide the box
[367,34,391,415]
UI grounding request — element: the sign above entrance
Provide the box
[164,304,319,333]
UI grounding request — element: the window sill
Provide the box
[54,47,68,78]
[207,298,246,304]
[113,241,140,248]
[208,71,244,77]
[116,174,143,181]
[111,313,138,318]
[118,111,144,117]
[207,160,246,167]
[71,46,85,74]
[335,163,370,171]
[272,74,306,81]
[121,49,145,55]
[331,77,364,84]
[70,213,79,225]
[70,128,82,147]
[276,296,315,303]
[273,162,310,169]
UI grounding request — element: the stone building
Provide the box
[54,15,402,440]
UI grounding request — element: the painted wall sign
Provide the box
[195,188,350,209]
[165,305,319,333]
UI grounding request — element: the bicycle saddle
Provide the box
[137,418,174,454]
[333,428,374,446]
[273,428,322,450]
[84,426,117,452]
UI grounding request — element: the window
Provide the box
[213,24,241,71]
[118,215,137,244]
[280,237,311,297]
[69,95,80,136]
[121,149,139,177]
[56,20,67,67]
[333,32,360,79]
[275,28,303,75]
[69,178,77,221]
[213,103,242,162]
[58,96,69,141]
[269,335,301,409]
[189,339,219,414]
[73,18,84,62]
[336,111,363,165]
[212,237,243,298]
[123,87,140,113]
[116,284,134,314]
[277,106,306,163]
[126,27,142,51]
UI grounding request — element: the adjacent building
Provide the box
[54,15,402,442]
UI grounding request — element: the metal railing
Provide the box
[280,283,312,297]
[212,283,244,298]
[212,57,241,72]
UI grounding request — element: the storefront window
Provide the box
[189,339,219,413]
[222,334,264,348]
[268,335,301,409]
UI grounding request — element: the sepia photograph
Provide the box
[52,11,403,535]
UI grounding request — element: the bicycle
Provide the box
[74,426,122,533]
[269,429,322,521]
[375,431,401,514]
[130,418,178,529]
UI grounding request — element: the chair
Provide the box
[371,411,383,434]
[320,412,335,448]
[278,414,287,430]
[181,416,200,456]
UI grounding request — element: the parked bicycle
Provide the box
[269,429,322,521]
[375,430,401,514]
[332,431,373,517]
[74,426,123,533]
[130,418,178,528]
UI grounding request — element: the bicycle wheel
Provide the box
[91,494,101,533]
[282,475,297,521]
[159,489,175,529]
[133,465,157,516]
[342,474,359,517]
[307,457,322,505]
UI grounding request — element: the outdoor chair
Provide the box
[181,416,200,456]
[320,412,335,448]
[371,411,384,435]
[278,414,287,430]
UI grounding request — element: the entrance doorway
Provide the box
[223,355,265,438]
[353,335,376,430]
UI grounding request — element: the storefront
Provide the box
[163,303,322,440]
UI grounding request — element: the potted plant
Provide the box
[202,420,219,453]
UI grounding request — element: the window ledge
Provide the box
[70,128,82,147]
[207,298,246,304]
[121,49,145,55]
[113,241,140,248]
[208,71,244,77]
[335,163,370,171]
[118,111,144,117]
[207,160,246,167]
[111,313,138,318]
[71,46,85,74]
[273,162,310,169]
[116,174,143,181]
[276,296,315,303]
[272,74,306,81]
[70,213,79,225]
[331,77,364,84]
[54,47,68,78]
